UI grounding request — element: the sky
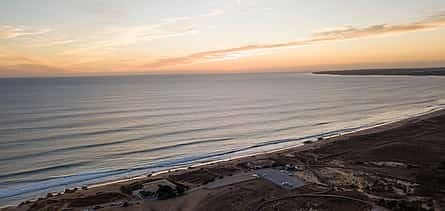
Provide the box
[1,0,445,77]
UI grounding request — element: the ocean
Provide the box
[1,72,445,206]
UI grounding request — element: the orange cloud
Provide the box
[0,49,64,76]
[142,11,445,69]
[0,64,61,76]
[2,11,445,75]
[313,12,445,41]
[144,40,309,68]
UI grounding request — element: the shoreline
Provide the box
[3,107,445,210]
[1,105,440,207]
[80,105,445,188]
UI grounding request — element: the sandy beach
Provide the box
[3,109,445,211]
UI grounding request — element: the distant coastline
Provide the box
[314,67,445,76]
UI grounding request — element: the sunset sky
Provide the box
[1,0,445,76]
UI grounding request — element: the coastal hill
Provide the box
[314,67,445,76]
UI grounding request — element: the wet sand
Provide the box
[3,109,445,211]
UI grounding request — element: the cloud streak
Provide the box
[62,9,220,56]
[313,12,445,41]
[143,11,445,69]
[62,24,198,56]
[0,50,63,76]
[202,9,224,17]
[0,25,51,39]
[144,40,310,68]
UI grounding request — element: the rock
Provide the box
[65,188,78,194]
[139,190,154,197]
[156,185,177,200]
[93,205,102,210]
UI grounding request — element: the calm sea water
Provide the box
[1,73,445,206]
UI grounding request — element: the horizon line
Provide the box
[1,66,444,79]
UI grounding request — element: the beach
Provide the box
[3,108,444,211]
[2,0,445,209]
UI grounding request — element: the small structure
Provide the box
[255,168,304,190]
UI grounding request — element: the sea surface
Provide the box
[1,73,445,206]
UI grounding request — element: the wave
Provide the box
[2,100,440,163]
[0,98,284,126]
[0,161,92,179]
[112,137,233,156]
[0,101,308,133]
[0,122,381,199]
[1,115,332,161]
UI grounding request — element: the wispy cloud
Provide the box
[0,63,62,76]
[234,0,272,13]
[202,9,224,17]
[0,50,62,76]
[28,39,79,47]
[144,40,309,68]
[0,25,51,39]
[142,11,445,69]
[313,12,445,41]
[62,23,197,56]
[0,54,38,65]
[62,9,221,56]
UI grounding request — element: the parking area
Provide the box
[255,168,305,190]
